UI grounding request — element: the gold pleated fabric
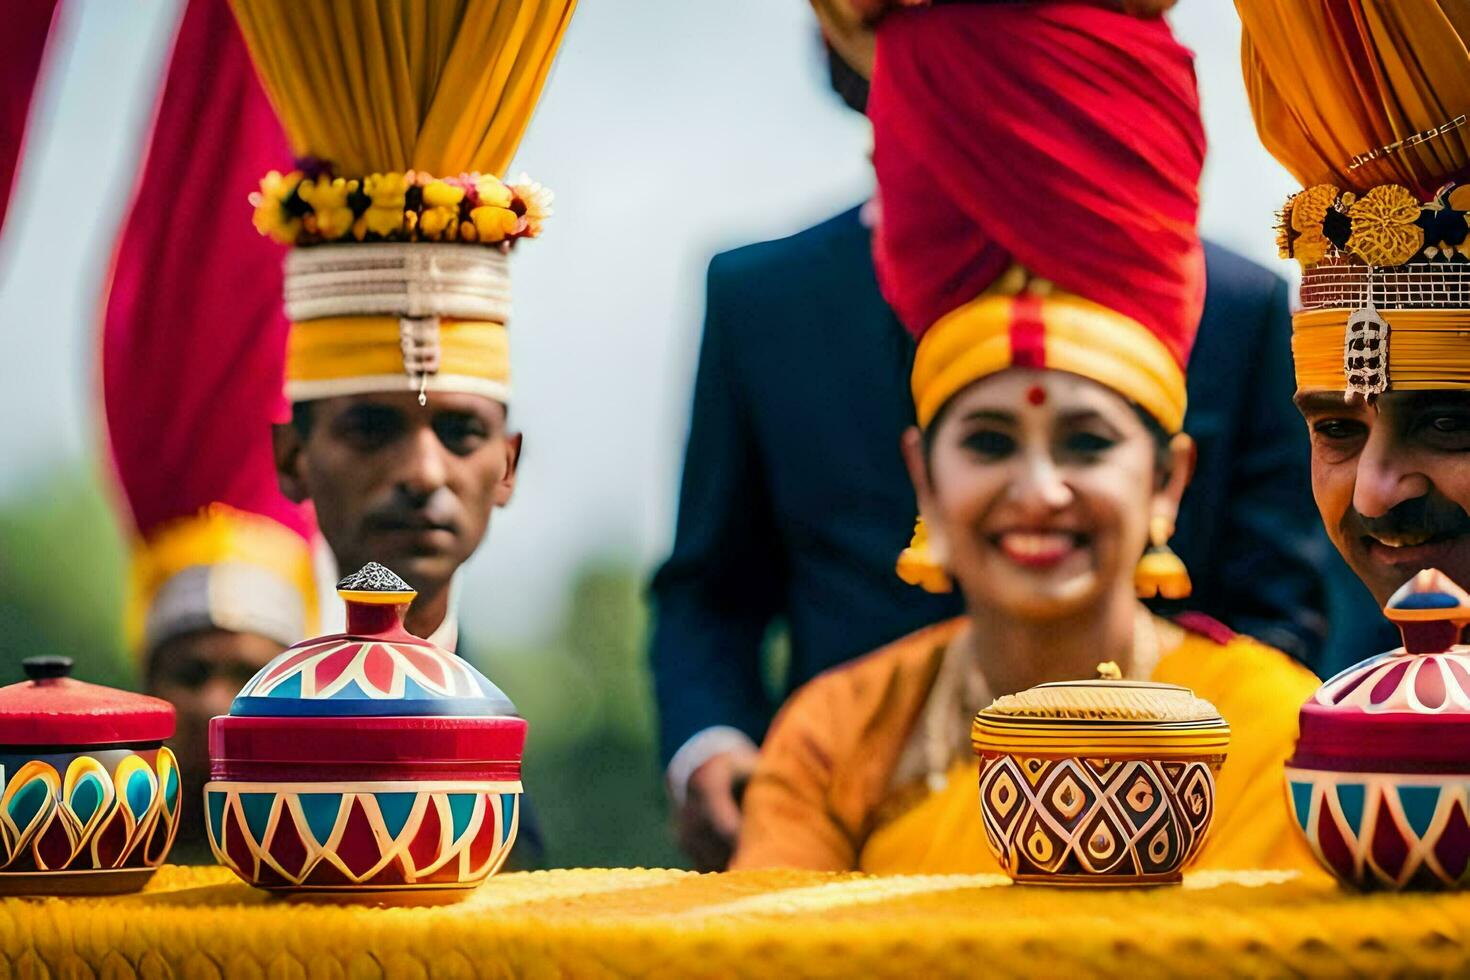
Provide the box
[229,0,575,177]
[1238,0,1470,196]
[1294,308,1470,391]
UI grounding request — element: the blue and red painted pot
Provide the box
[205,563,524,901]
[1286,569,1470,890]
[0,657,179,895]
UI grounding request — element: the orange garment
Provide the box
[1238,0,1470,198]
[733,618,1324,875]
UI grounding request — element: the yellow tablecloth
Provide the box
[0,867,1467,978]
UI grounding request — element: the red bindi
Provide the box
[1026,385,1046,406]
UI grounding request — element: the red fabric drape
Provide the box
[1,0,61,235]
[868,3,1206,366]
[101,0,314,545]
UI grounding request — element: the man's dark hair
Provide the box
[826,41,869,115]
[291,400,315,438]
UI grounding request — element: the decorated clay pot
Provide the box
[972,662,1230,886]
[205,563,524,902]
[0,656,179,895]
[1286,569,1470,890]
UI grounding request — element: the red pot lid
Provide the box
[1292,570,1470,773]
[209,563,524,778]
[0,656,175,746]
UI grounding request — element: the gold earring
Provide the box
[1135,515,1191,600]
[896,516,952,594]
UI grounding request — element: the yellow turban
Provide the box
[230,0,577,403]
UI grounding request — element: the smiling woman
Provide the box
[731,0,1322,876]
[913,370,1188,628]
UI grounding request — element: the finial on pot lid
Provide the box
[1383,568,1470,654]
[336,562,416,604]
[22,656,74,681]
[334,562,418,638]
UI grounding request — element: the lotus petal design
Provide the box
[0,751,178,873]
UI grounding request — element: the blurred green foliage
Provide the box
[0,465,683,870]
[477,564,683,870]
[0,466,131,690]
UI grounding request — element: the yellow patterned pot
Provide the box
[972,663,1230,886]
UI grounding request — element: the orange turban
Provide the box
[1239,1,1470,396]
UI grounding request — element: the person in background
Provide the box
[228,0,575,865]
[1236,8,1470,620]
[650,2,1363,871]
[733,0,1319,875]
[103,0,507,857]
[101,0,569,866]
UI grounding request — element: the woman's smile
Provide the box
[991,529,1089,569]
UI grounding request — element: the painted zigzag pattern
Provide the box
[206,784,519,889]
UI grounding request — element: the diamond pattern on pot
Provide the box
[977,755,1216,882]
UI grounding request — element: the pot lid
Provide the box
[1293,570,1470,771]
[0,656,175,745]
[972,661,1230,756]
[229,563,516,719]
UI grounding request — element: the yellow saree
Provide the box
[734,617,1325,877]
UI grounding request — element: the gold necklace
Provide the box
[922,605,1161,793]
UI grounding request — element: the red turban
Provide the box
[868,2,1206,432]
[0,0,59,236]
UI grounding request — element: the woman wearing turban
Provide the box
[733,1,1322,874]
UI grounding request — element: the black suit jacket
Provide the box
[650,206,1370,765]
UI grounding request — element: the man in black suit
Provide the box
[650,48,1385,872]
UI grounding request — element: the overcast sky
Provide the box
[0,1,1296,645]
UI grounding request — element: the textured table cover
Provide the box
[0,866,1467,978]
